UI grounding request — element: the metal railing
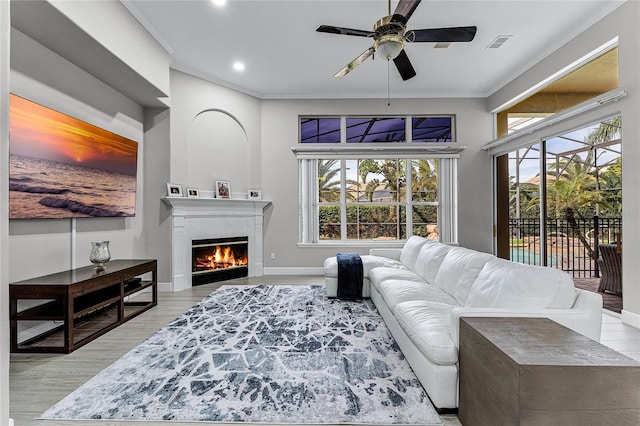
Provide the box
[509,216,622,277]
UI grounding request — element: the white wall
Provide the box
[260,98,494,271]
[169,70,262,195]
[488,1,640,325]
[163,70,262,286]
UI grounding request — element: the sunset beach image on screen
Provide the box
[9,94,138,219]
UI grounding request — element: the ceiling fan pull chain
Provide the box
[387,60,391,106]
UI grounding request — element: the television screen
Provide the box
[9,93,138,219]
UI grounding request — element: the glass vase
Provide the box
[90,241,111,271]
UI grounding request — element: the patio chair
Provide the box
[597,243,622,295]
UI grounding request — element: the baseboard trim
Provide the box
[263,266,324,275]
[158,281,173,293]
[621,309,640,329]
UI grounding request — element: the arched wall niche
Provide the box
[187,109,249,197]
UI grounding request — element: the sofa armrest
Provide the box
[449,290,603,345]
[368,248,402,260]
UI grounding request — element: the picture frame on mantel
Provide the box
[186,188,200,198]
[248,189,262,200]
[215,180,230,198]
[167,183,183,197]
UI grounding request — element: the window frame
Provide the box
[294,115,462,246]
[300,115,457,145]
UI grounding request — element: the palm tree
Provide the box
[586,116,621,145]
[411,159,438,227]
[411,159,438,201]
[527,140,611,258]
[357,159,406,238]
[358,159,405,202]
[587,116,622,215]
[509,175,538,219]
[318,159,340,202]
[599,156,622,213]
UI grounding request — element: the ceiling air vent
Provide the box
[486,35,512,49]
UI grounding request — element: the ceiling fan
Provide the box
[316,0,477,81]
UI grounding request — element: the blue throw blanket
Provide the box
[336,252,363,300]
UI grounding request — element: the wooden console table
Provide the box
[10,259,157,353]
[459,317,640,425]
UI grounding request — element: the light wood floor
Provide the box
[11,275,639,426]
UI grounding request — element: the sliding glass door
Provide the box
[504,117,622,279]
[508,144,542,265]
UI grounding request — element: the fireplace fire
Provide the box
[192,237,248,285]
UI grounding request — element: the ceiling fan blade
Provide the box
[409,26,477,43]
[393,49,416,81]
[394,0,422,22]
[316,25,372,37]
[335,47,375,78]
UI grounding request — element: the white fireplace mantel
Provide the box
[162,197,272,291]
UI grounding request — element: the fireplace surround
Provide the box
[163,197,271,291]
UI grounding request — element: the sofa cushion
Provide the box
[434,247,495,305]
[375,279,459,310]
[465,257,578,309]
[323,254,407,278]
[369,267,423,285]
[414,242,452,285]
[399,236,430,272]
[394,300,458,365]
[363,256,408,275]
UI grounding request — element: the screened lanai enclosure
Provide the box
[508,117,622,284]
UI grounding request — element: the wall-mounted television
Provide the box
[9,93,139,219]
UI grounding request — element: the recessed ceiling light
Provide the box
[212,0,226,6]
[233,61,246,72]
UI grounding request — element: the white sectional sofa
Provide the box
[323,236,603,409]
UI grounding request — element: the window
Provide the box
[300,118,340,143]
[412,116,453,142]
[346,117,406,143]
[295,115,460,244]
[317,158,439,241]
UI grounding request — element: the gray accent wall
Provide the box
[4,0,171,361]
[144,107,172,285]
[5,2,170,288]
[1,0,10,422]
[167,73,494,274]
[8,28,147,283]
[260,98,493,270]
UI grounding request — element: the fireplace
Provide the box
[192,236,249,286]
[163,197,270,291]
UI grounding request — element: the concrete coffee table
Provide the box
[459,317,640,425]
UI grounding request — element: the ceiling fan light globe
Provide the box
[375,36,405,60]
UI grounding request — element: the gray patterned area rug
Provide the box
[41,285,442,425]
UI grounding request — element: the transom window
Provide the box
[300,116,453,144]
[295,115,460,245]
